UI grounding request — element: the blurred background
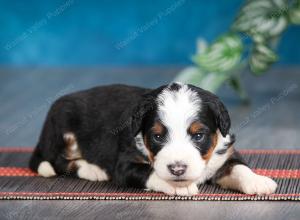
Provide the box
[1,0,299,148]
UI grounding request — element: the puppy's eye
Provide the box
[192,133,204,142]
[153,134,164,143]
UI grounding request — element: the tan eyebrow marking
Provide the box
[143,136,154,164]
[152,121,164,134]
[189,121,204,134]
[202,133,218,161]
[63,132,82,161]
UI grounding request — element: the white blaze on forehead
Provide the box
[157,84,201,137]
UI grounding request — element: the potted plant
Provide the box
[175,0,300,103]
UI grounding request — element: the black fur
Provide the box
[30,84,154,187]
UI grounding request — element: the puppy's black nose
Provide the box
[167,161,187,176]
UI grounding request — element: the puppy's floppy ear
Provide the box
[130,85,166,136]
[206,100,231,137]
[189,85,231,137]
[130,95,154,136]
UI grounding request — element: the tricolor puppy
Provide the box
[30,83,277,196]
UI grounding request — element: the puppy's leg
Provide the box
[72,159,108,181]
[146,172,176,195]
[215,151,277,195]
[217,164,277,195]
[173,182,199,196]
[37,161,56,177]
[147,173,199,196]
[63,132,109,182]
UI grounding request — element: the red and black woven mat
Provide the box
[0,147,300,201]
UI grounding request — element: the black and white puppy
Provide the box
[29,83,277,196]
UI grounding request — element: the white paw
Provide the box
[240,174,277,195]
[217,165,278,195]
[146,173,176,195]
[146,173,199,196]
[76,160,108,182]
[175,183,199,196]
[175,187,189,196]
[37,161,56,177]
[188,183,199,195]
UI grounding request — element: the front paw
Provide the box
[146,172,176,195]
[146,173,199,196]
[217,165,278,195]
[240,174,277,195]
[175,183,199,196]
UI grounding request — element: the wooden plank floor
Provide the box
[0,67,300,219]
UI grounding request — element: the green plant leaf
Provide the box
[255,43,278,62]
[289,3,300,24]
[249,43,278,75]
[249,55,272,75]
[232,0,288,37]
[192,34,243,73]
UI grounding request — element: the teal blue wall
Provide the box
[0,0,300,66]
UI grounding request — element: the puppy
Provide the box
[29,83,277,196]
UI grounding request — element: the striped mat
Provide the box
[0,147,300,201]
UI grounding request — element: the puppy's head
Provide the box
[132,83,233,186]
